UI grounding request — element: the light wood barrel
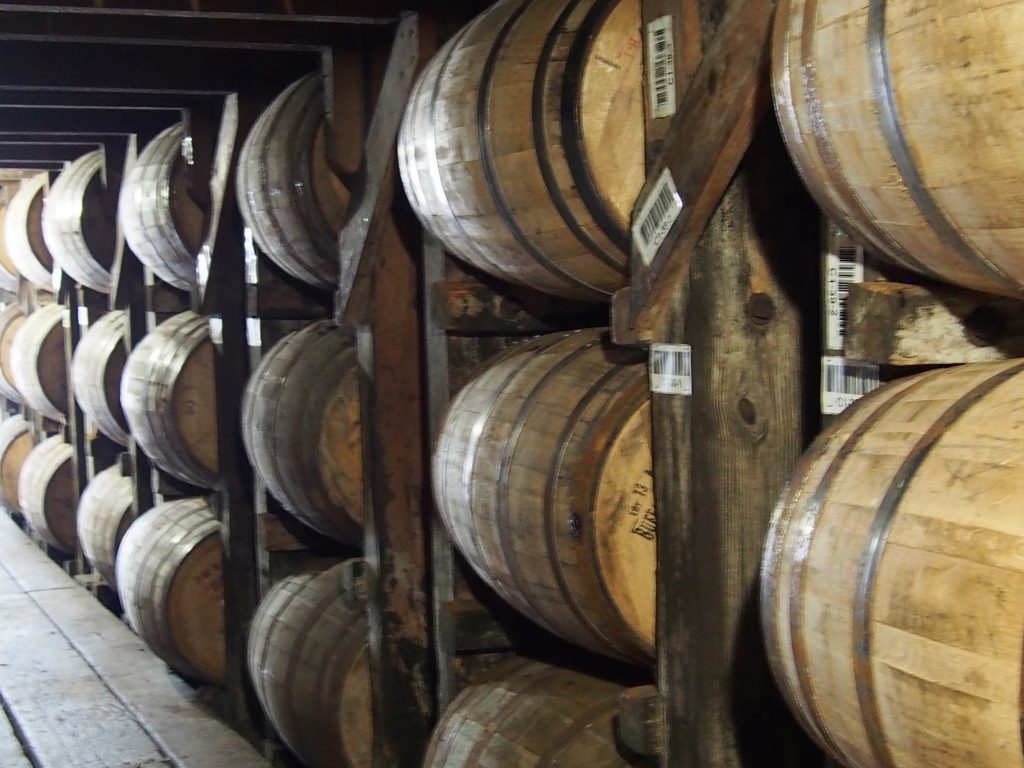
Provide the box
[119,123,204,290]
[41,149,117,293]
[0,416,32,513]
[241,321,362,543]
[4,173,54,288]
[761,359,1024,768]
[434,329,654,662]
[236,74,349,289]
[0,305,25,402]
[18,435,75,552]
[121,311,218,488]
[10,303,67,420]
[774,0,1024,297]
[0,206,20,291]
[248,563,371,768]
[425,658,637,766]
[71,309,129,445]
[77,464,135,588]
[116,497,224,684]
[398,0,643,301]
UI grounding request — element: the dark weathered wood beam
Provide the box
[0,143,97,162]
[0,40,317,94]
[0,90,216,110]
[0,106,180,137]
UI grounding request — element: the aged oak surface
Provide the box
[70,308,130,445]
[4,173,54,288]
[774,0,1024,297]
[10,303,68,420]
[18,435,76,553]
[0,416,32,512]
[0,304,25,401]
[76,464,135,588]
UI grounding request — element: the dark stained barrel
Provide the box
[116,497,224,684]
[0,305,25,402]
[0,416,32,513]
[762,359,1024,768]
[241,321,362,543]
[424,658,641,766]
[433,329,655,662]
[10,304,67,420]
[18,435,75,552]
[248,563,371,768]
[71,309,129,445]
[121,311,218,488]
[77,465,135,588]
[236,73,349,289]
[41,149,117,293]
[119,124,205,290]
[0,206,20,290]
[4,173,54,288]
[398,0,643,301]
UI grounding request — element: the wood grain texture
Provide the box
[0,205,20,291]
[116,496,224,685]
[4,173,53,288]
[76,464,135,588]
[17,435,75,553]
[0,304,24,401]
[236,73,349,289]
[121,310,218,488]
[846,281,1024,365]
[248,563,371,768]
[0,415,31,513]
[774,0,1024,297]
[10,303,67,420]
[762,359,1024,768]
[423,657,643,766]
[41,149,116,293]
[434,329,655,662]
[398,0,644,300]
[241,320,362,544]
[70,308,129,445]
[119,123,204,291]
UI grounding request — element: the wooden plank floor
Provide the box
[0,513,270,768]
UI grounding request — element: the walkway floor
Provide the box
[0,513,270,768]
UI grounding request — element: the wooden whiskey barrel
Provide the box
[119,123,204,290]
[425,658,638,766]
[116,497,224,684]
[10,303,67,420]
[71,309,129,445]
[774,0,1024,298]
[398,0,643,301]
[0,305,25,402]
[248,563,371,768]
[41,149,117,293]
[18,435,75,552]
[236,74,349,289]
[0,416,32,513]
[121,311,218,487]
[434,329,655,662]
[77,464,135,588]
[761,359,1024,768]
[4,173,54,288]
[241,321,362,543]
[0,206,20,291]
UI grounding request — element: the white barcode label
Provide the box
[51,266,62,293]
[646,15,677,119]
[208,316,223,346]
[77,306,89,328]
[61,309,71,328]
[633,168,683,265]
[821,356,880,415]
[825,242,864,350]
[196,244,211,290]
[246,316,262,348]
[244,227,259,285]
[650,343,692,395]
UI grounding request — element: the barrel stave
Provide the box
[10,304,67,420]
[0,416,31,512]
[18,436,75,552]
[4,173,54,288]
[71,309,129,445]
[0,305,25,401]
[77,465,135,587]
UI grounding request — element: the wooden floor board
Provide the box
[0,514,269,768]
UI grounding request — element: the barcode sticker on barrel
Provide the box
[244,228,259,285]
[821,356,879,415]
[77,306,89,329]
[825,240,864,350]
[208,316,223,346]
[633,168,683,265]
[646,15,676,119]
[650,343,692,395]
[246,317,262,348]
